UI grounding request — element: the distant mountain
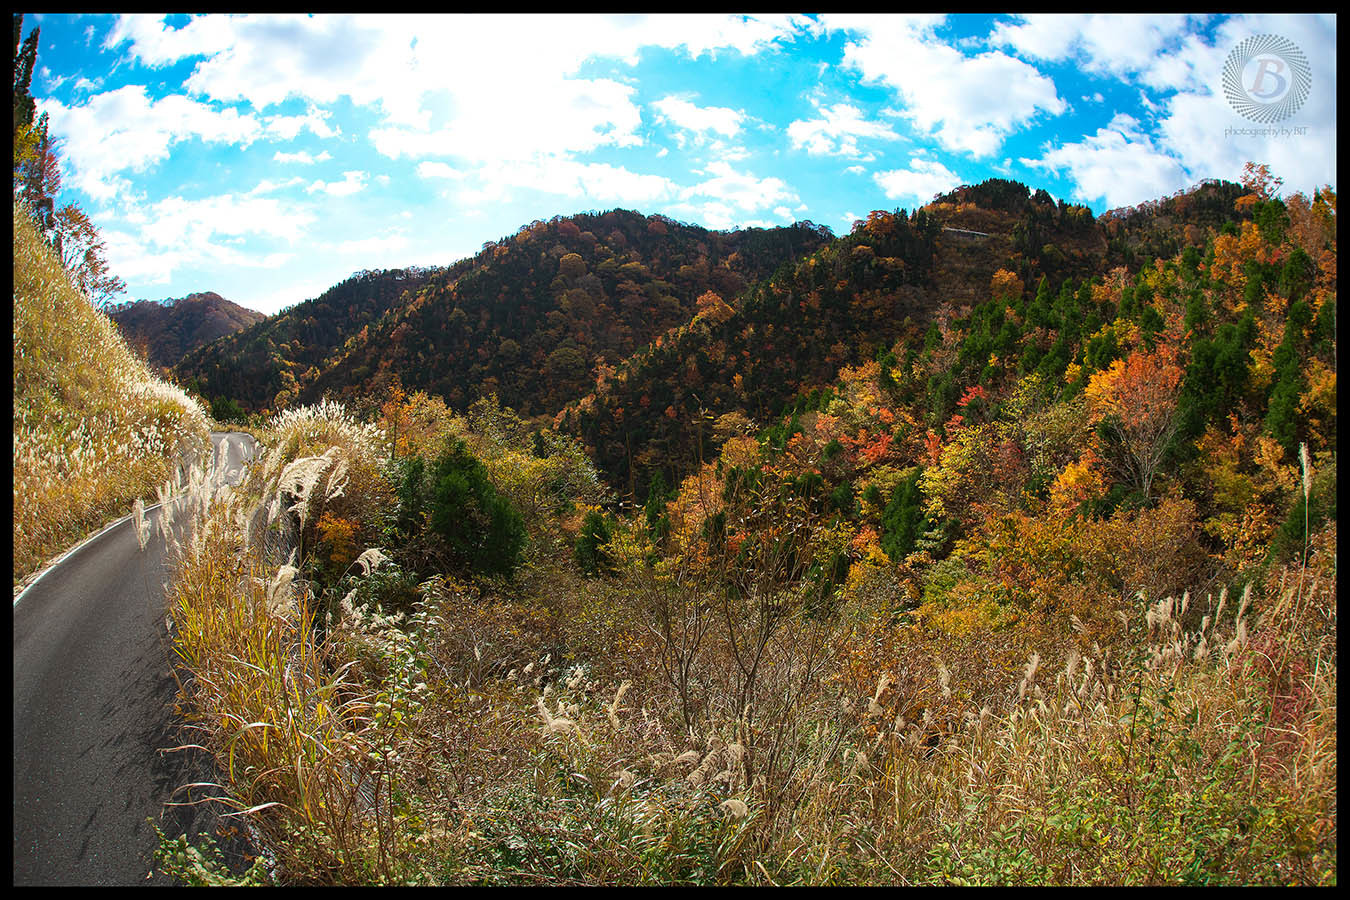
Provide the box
[555,178,1253,497]
[175,267,444,412]
[176,179,1256,498]
[178,210,833,416]
[109,292,265,370]
[302,210,834,417]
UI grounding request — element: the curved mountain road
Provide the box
[13,432,257,885]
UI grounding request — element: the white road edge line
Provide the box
[13,500,168,608]
[13,432,253,609]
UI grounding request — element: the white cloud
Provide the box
[142,191,314,246]
[1153,14,1337,200]
[681,161,797,212]
[332,233,409,257]
[1018,14,1338,208]
[653,95,744,143]
[671,200,739,230]
[372,75,644,165]
[992,14,1200,89]
[38,84,262,202]
[416,161,464,180]
[265,106,339,140]
[248,176,306,193]
[99,188,315,285]
[103,14,800,164]
[873,157,962,205]
[664,161,801,230]
[824,15,1066,158]
[1021,114,1190,209]
[451,159,677,210]
[306,170,367,196]
[273,149,332,164]
[787,102,899,157]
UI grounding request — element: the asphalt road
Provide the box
[13,432,257,885]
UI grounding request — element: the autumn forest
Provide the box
[15,23,1338,879]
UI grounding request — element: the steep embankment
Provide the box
[12,201,210,584]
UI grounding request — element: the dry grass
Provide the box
[158,399,1336,885]
[13,201,209,584]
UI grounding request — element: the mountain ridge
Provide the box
[109,291,265,370]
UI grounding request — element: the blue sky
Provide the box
[23,13,1338,316]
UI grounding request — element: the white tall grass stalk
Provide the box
[610,769,635,794]
[1297,442,1312,607]
[535,696,576,734]
[275,449,339,532]
[607,680,632,730]
[720,798,749,818]
[266,565,299,615]
[156,480,176,544]
[132,499,151,551]
[1299,443,1312,502]
[324,458,349,502]
[352,548,388,576]
[1019,652,1041,699]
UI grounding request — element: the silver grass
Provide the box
[353,547,388,576]
[324,457,349,502]
[1299,442,1312,500]
[719,798,749,818]
[266,564,299,615]
[606,680,632,730]
[132,499,151,551]
[535,696,576,734]
[672,750,702,768]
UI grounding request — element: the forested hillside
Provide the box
[640,167,1336,643]
[303,210,834,416]
[109,291,265,369]
[557,178,1252,499]
[176,212,830,420]
[176,266,444,413]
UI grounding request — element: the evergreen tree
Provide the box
[574,509,615,577]
[881,470,928,563]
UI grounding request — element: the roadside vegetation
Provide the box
[13,15,209,585]
[159,393,1337,885]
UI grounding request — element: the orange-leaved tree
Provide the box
[1085,347,1184,502]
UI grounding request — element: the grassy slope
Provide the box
[12,202,210,584]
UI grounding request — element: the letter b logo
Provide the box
[1223,35,1310,123]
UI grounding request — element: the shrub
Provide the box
[391,438,528,579]
[575,509,616,577]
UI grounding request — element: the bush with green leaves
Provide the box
[389,438,527,579]
[575,509,617,577]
